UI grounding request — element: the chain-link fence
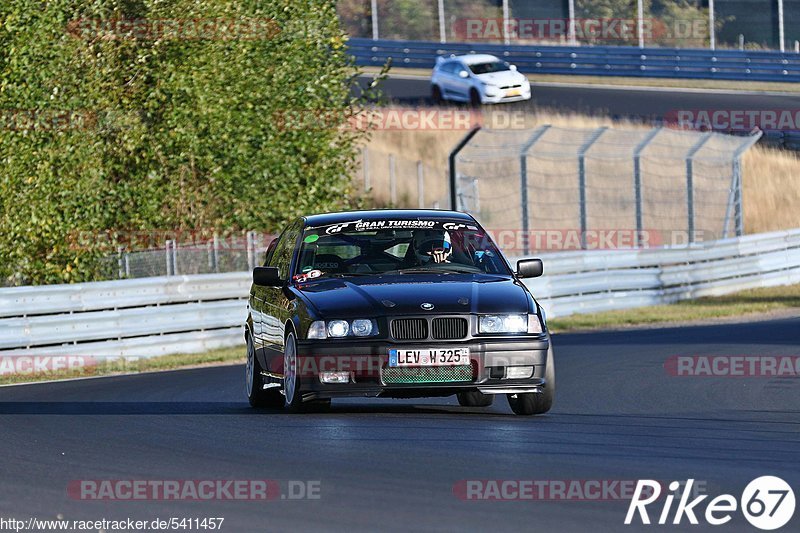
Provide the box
[111,232,273,280]
[339,0,800,51]
[451,125,761,254]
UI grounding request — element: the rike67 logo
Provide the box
[626,477,795,530]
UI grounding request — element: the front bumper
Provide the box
[482,87,532,104]
[288,336,549,400]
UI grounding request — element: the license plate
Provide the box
[388,348,470,367]
[507,89,521,96]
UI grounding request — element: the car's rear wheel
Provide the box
[507,344,555,416]
[283,331,305,412]
[469,88,482,107]
[432,85,443,104]
[246,334,282,408]
[457,391,494,407]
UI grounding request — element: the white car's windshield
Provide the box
[468,61,510,75]
[295,219,511,280]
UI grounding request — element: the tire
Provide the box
[469,88,482,107]
[282,331,305,412]
[432,85,443,104]
[457,390,494,407]
[507,344,555,416]
[246,333,283,408]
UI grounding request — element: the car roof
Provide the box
[303,209,475,228]
[456,54,500,65]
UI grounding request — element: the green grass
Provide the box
[549,283,800,332]
[0,346,244,386]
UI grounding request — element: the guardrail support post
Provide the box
[685,132,713,244]
[448,126,481,211]
[633,127,662,247]
[577,127,608,249]
[519,125,551,256]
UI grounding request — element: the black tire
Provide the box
[457,391,494,407]
[507,344,555,416]
[469,88,482,107]
[432,85,443,104]
[246,333,283,408]
[282,331,305,412]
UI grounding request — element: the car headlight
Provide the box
[479,314,527,333]
[351,319,374,337]
[307,319,378,339]
[327,320,350,338]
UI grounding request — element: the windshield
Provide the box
[294,219,511,280]
[468,61,510,75]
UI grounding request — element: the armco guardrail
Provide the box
[0,229,798,359]
[517,228,800,317]
[350,38,800,82]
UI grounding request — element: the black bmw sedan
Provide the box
[245,209,554,415]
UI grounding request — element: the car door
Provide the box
[439,61,463,101]
[251,235,281,352]
[261,219,302,372]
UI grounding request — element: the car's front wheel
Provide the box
[457,391,494,407]
[246,334,282,408]
[469,88,482,107]
[282,331,305,412]
[507,344,555,415]
[432,85,443,104]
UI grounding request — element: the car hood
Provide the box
[293,274,532,318]
[475,70,527,86]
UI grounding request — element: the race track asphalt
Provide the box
[1,316,798,532]
[366,74,800,120]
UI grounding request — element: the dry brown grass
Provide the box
[358,108,799,234]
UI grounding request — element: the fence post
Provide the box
[213,233,220,273]
[633,127,662,247]
[389,154,396,205]
[246,231,255,271]
[577,127,608,249]
[117,246,125,279]
[728,129,762,237]
[685,132,713,244]
[448,126,481,210]
[417,161,425,208]
[165,240,174,276]
[371,0,379,40]
[519,125,551,256]
[362,146,370,191]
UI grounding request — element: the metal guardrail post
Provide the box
[448,126,481,211]
[519,125,551,256]
[632,127,662,247]
[577,127,608,249]
[685,132,713,244]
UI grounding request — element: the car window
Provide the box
[296,219,512,278]
[469,61,510,75]
[271,220,301,280]
[440,61,458,74]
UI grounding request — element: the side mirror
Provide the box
[509,64,518,71]
[458,70,469,78]
[253,266,282,287]
[516,258,543,279]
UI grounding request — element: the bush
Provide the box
[0,0,367,285]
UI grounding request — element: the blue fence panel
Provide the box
[348,38,800,83]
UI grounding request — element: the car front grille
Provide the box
[383,365,473,384]
[391,318,428,341]
[431,317,468,340]
[500,84,522,89]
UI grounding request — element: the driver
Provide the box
[412,229,453,265]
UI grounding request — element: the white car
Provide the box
[430,54,531,106]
